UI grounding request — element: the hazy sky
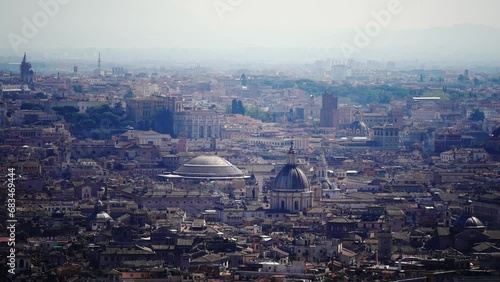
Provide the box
[1,0,500,68]
[1,0,499,50]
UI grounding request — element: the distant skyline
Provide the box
[1,0,500,67]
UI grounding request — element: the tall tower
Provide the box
[210,137,217,151]
[320,92,338,128]
[317,153,328,180]
[377,229,392,262]
[98,52,101,71]
[20,52,35,87]
[178,132,188,153]
[94,52,104,77]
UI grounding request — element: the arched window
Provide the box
[199,126,204,138]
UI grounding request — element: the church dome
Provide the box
[95,211,112,220]
[173,155,246,179]
[320,179,333,190]
[274,166,310,192]
[453,215,485,230]
[492,126,500,138]
[349,121,369,137]
[273,144,310,192]
[464,216,485,228]
[452,199,485,232]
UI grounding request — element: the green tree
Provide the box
[152,108,174,135]
[231,99,238,114]
[124,90,135,100]
[458,74,469,82]
[65,112,89,124]
[473,77,480,86]
[35,92,47,99]
[73,85,83,93]
[21,103,44,111]
[82,119,97,128]
[237,100,245,115]
[102,112,120,127]
[379,94,391,104]
[52,105,79,116]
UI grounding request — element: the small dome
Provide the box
[453,199,485,232]
[95,211,112,220]
[173,155,245,179]
[492,126,500,138]
[464,216,485,229]
[320,179,333,190]
[88,210,113,221]
[349,121,369,137]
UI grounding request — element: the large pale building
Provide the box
[126,97,169,121]
[173,110,223,139]
[373,124,401,149]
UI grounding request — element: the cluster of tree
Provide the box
[231,99,245,115]
[52,104,129,139]
[135,108,174,136]
[491,76,500,84]
[330,84,414,105]
[20,103,44,111]
[262,79,323,94]
[458,74,470,82]
[34,92,48,99]
[245,106,281,122]
[73,85,83,93]
[124,90,135,100]
[262,79,415,105]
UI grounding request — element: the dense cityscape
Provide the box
[0,50,499,281]
[1,1,500,281]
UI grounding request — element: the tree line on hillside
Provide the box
[51,101,175,139]
[260,79,468,105]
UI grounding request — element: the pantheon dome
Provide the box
[161,155,247,180]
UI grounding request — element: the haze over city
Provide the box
[2,0,500,69]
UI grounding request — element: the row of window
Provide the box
[146,200,209,204]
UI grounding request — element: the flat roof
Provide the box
[157,173,249,180]
[412,97,441,100]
